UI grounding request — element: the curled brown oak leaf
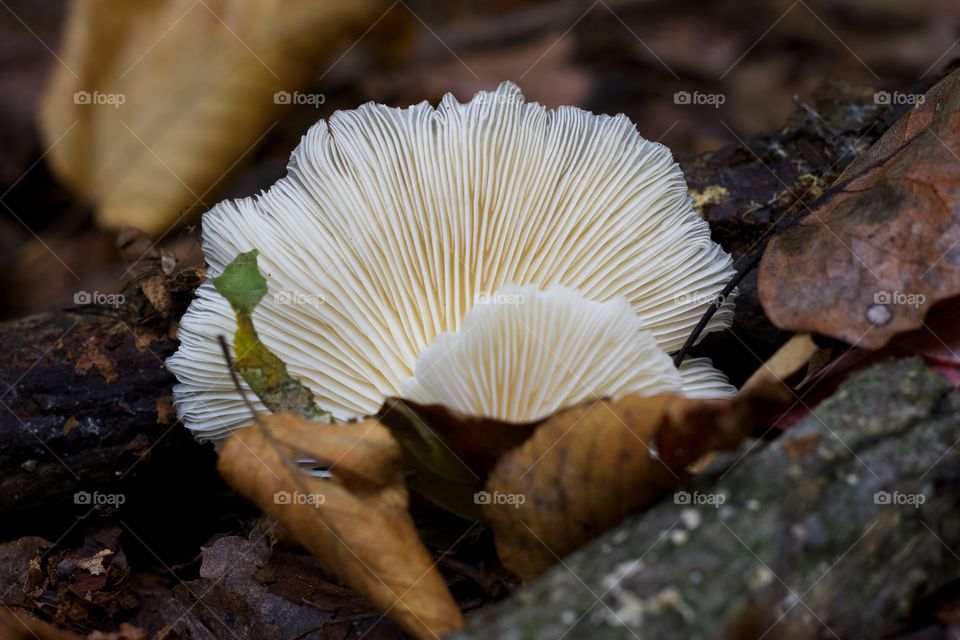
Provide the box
[217,414,463,640]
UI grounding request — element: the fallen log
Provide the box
[0,265,250,541]
[454,357,960,639]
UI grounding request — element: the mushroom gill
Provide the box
[166,82,736,441]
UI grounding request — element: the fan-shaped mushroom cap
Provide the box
[167,82,736,441]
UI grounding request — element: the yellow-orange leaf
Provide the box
[217,414,463,640]
[39,0,375,234]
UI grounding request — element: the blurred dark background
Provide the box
[1,0,958,320]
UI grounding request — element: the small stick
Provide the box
[672,250,762,367]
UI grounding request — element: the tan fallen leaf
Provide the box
[0,609,81,640]
[217,413,463,639]
[740,333,820,392]
[483,380,793,581]
[40,0,375,234]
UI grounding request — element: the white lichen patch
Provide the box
[747,564,776,591]
[680,508,702,530]
[602,586,696,629]
[78,548,113,576]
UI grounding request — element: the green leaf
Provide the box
[213,250,268,315]
[214,250,330,422]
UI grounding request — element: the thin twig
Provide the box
[672,250,763,367]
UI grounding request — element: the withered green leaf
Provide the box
[214,250,329,421]
[378,398,539,521]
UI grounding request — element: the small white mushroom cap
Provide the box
[401,285,733,422]
[166,82,736,441]
[677,357,737,399]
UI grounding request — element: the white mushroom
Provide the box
[401,284,733,422]
[167,82,736,441]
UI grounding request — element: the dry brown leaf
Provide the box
[40,0,375,234]
[139,274,172,317]
[217,413,463,640]
[483,382,793,581]
[0,609,81,640]
[759,70,960,349]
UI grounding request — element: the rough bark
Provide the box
[454,357,960,639]
[0,265,249,540]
